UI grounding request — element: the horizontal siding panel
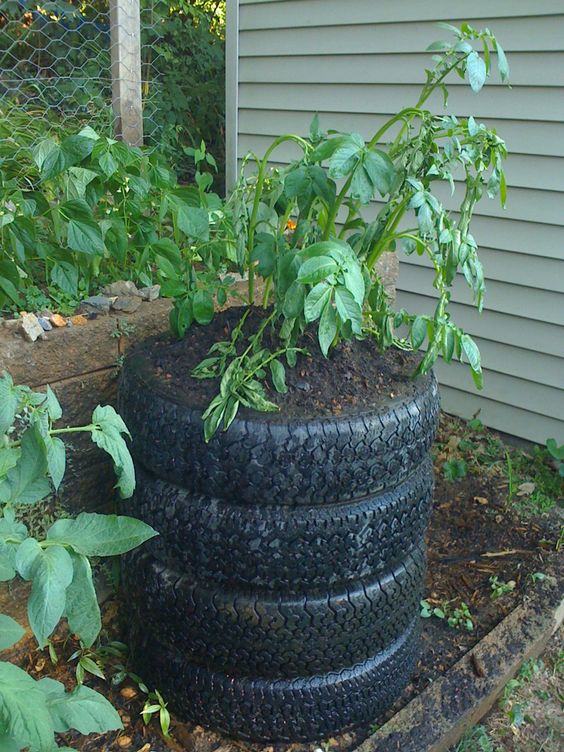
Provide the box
[240,17,564,55]
[238,110,564,158]
[237,135,564,193]
[435,361,564,421]
[240,1,563,27]
[238,83,564,123]
[395,291,564,358]
[403,251,564,294]
[398,265,564,325]
[239,53,564,88]
[439,385,563,444]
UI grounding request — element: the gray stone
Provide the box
[138,284,160,302]
[19,313,45,342]
[102,280,139,297]
[37,316,52,331]
[111,295,142,313]
[78,295,112,315]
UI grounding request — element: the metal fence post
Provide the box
[110,0,143,146]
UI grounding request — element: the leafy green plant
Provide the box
[453,725,495,752]
[546,438,564,477]
[420,598,474,631]
[489,575,516,600]
[0,371,157,751]
[168,23,510,441]
[142,688,171,738]
[0,123,229,312]
[443,458,467,481]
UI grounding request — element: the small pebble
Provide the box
[70,314,88,326]
[120,686,138,700]
[296,379,311,392]
[103,280,139,297]
[111,295,142,313]
[117,736,132,748]
[49,313,67,327]
[37,316,52,331]
[138,284,160,302]
[19,312,44,342]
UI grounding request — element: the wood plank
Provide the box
[238,111,564,158]
[240,0,564,27]
[240,17,564,55]
[240,52,564,88]
[238,82,564,123]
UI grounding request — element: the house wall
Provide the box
[227,0,564,444]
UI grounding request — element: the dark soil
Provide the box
[7,414,563,752]
[146,306,422,417]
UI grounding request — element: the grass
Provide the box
[451,631,564,752]
[436,414,563,520]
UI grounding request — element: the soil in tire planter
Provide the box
[118,307,440,743]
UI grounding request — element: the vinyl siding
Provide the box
[229,0,564,444]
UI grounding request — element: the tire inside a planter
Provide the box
[118,326,439,743]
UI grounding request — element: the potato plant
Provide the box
[0,372,157,751]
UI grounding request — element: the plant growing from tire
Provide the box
[159,22,509,441]
[0,372,157,752]
[118,22,510,743]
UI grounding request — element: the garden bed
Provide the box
[1,413,561,752]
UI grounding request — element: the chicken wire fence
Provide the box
[0,0,161,153]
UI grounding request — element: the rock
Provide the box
[111,295,142,313]
[78,295,112,315]
[70,314,88,326]
[138,284,160,302]
[50,314,67,327]
[296,379,311,392]
[103,280,139,297]
[19,313,45,342]
[1,318,20,331]
[37,316,52,331]
[38,308,54,319]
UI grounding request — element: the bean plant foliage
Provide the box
[0,372,157,751]
[164,23,510,441]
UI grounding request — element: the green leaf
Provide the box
[0,662,54,752]
[50,262,78,296]
[283,281,305,319]
[328,133,364,178]
[90,406,135,498]
[0,447,19,478]
[67,217,104,255]
[44,387,62,422]
[334,287,362,333]
[47,512,157,557]
[304,282,332,323]
[461,333,483,388]
[297,256,339,285]
[64,554,100,647]
[318,301,337,357]
[0,426,50,506]
[270,360,287,394]
[363,149,396,196]
[0,614,25,650]
[495,42,510,82]
[45,437,65,492]
[341,258,365,307]
[98,151,117,177]
[466,51,487,93]
[411,316,427,349]
[26,545,74,647]
[0,373,19,436]
[15,537,42,580]
[0,734,19,751]
[37,678,122,735]
[250,233,277,277]
[192,290,215,325]
[176,206,209,241]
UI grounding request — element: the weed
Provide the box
[443,458,467,481]
[420,599,474,632]
[110,319,137,339]
[546,438,564,477]
[489,575,516,600]
[142,689,171,738]
[453,725,494,752]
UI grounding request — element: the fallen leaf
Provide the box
[474,496,489,505]
[517,482,536,496]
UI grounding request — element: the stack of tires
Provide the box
[118,348,439,742]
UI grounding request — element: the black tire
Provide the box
[124,543,425,678]
[129,616,420,743]
[126,459,433,590]
[118,349,439,505]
